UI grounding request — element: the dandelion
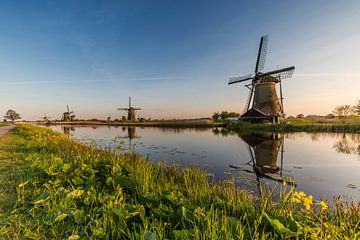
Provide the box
[320,200,328,211]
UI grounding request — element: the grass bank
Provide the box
[229,120,360,134]
[0,125,359,239]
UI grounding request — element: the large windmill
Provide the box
[117,97,141,121]
[61,105,75,122]
[228,35,295,123]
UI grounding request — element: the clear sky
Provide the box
[0,0,359,120]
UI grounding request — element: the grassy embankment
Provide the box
[229,117,360,133]
[0,125,359,239]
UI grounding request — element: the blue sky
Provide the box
[0,1,360,120]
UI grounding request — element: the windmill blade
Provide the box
[67,105,70,113]
[255,35,268,73]
[261,66,295,79]
[117,108,129,110]
[228,74,253,85]
[133,108,142,110]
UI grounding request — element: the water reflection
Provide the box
[231,133,295,188]
[62,126,75,135]
[118,126,141,152]
[333,134,360,156]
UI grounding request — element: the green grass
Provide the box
[0,125,359,239]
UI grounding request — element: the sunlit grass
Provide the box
[0,125,358,239]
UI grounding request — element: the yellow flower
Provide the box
[292,191,306,204]
[283,181,287,187]
[303,195,313,210]
[319,200,328,211]
[291,196,301,204]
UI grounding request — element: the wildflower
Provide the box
[291,191,306,204]
[319,200,328,211]
[283,181,286,187]
[303,195,313,210]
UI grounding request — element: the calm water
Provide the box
[51,125,360,202]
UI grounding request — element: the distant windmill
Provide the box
[61,105,75,122]
[40,113,51,121]
[228,35,295,123]
[117,97,141,121]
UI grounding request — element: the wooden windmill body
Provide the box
[61,105,75,122]
[228,35,295,123]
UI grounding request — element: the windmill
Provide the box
[117,97,141,121]
[228,35,295,123]
[61,105,75,122]
[40,113,51,122]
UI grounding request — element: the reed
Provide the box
[229,120,360,133]
[0,125,358,239]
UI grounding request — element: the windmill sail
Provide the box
[261,66,295,79]
[255,35,268,73]
[228,74,252,85]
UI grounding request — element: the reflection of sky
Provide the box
[51,126,360,202]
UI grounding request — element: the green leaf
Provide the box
[54,213,68,222]
[181,206,194,223]
[263,212,296,237]
[62,163,71,172]
[73,209,85,224]
[34,192,50,205]
[68,235,80,240]
[72,176,84,186]
[67,189,84,199]
[143,231,156,240]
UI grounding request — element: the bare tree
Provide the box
[354,99,360,116]
[333,105,355,118]
[4,109,21,123]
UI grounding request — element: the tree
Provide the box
[354,99,360,115]
[296,114,304,119]
[218,111,240,120]
[333,105,355,118]
[212,112,220,121]
[4,109,21,123]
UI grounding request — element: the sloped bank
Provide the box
[0,125,358,239]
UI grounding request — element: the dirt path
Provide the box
[0,125,15,137]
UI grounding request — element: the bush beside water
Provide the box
[0,125,359,239]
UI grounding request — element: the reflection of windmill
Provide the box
[228,35,295,123]
[230,133,295,186]
[61,105,75,122]
[117,97,141,121]
[119,126,141,152]
[62,125,75,135]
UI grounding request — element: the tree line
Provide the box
[332,99,360,118]
[212,111,240,121]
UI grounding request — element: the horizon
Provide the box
[1,1,360,120]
